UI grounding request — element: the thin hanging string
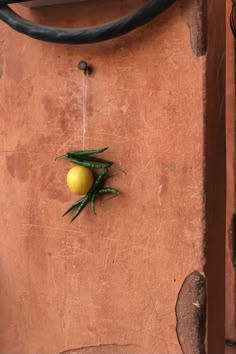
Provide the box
[82,72,88,150]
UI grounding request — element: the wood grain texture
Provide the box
[225,0,236,352]
[205,0,226,352]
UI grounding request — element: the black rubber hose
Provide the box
[231,0,236,37]
[0,0,176,44]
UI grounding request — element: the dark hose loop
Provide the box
[231,0,236,37]
[0,0,176,44]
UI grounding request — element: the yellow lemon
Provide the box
[67,165,94,195]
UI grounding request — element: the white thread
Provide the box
[82,72,88,150]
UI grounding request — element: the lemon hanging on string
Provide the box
[67,165,94,195]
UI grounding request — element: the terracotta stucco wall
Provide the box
[0,1,225,353]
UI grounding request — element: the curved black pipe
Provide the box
[0,0,176,44]
[231,0,236,37]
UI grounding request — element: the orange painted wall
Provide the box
[0,1,225,353]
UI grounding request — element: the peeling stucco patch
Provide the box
[180,0,207,56]
[228,213,236,270]
[175,271,206,354]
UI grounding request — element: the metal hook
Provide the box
[78,61,92,75]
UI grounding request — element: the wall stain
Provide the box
[6,153,31,183]
[175,271,206,354]
[48,186,69,203]
[180,0,207,57]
